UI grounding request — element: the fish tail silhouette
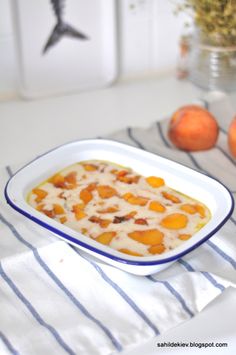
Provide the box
[43,21,88,54]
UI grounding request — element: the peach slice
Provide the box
[122,193,149,206]
[122,192,133,200]
[125,211,137,219]
[162,191,181,203]
[97,185,117,199]
[42,209,54,218]
[148,244,165,254]
[53,204,65,215]
[195,204,206,218]
[116,170,129,177]
[117,174,140,184]
[72,204,87,220]
[149,201,166,213]
[119,249,143,256]
[75,210,87,220]
[89,216,111,228]
[146,176,165,188]
[87,183,97,192]
[160,213,188,229]
[99,219,111,228]
[82,163,98,171]
[178,234,191,240]
[88,216,100,223]
[49,174,65,188]
[32,188,48,203]
[180,204,197,214]
[80,188,93,204]
[128,229,164,245]
[72,204,84,212]
[97,206,119,214]
[65,171,77,185]
[96,232,116,245]
[36,204,45,211]
[59,216,67,224]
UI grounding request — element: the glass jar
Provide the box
[188,32,236,92]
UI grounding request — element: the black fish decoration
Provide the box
[43,0,89,54]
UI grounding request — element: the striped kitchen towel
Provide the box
[0,96,236,355]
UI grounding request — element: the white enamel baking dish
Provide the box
[5,139,234,275]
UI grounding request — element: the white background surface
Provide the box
[1,74,236,354]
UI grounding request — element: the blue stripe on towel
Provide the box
[219,126,227,135]
[206,240,236,270]
[0,263,75,355]
[0,213,122,352]
[0,331,19,355]
[216,145,236,168]
[200,271,225,292]
[73,249,160,336]
[230,216,236,226]
[146,275,194,318]
[127,127,145,150]
[178,259,225,292]
[6,166,13,178]
[156,122,171,148]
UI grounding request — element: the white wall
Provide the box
[119,0,187,77]
[0,0,17,98]
[0,0,186,98]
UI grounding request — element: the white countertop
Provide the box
[1,74,236,354]
[0,74,202,165]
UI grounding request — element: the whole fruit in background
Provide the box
[228,117,236,157]
[168,105,219,151]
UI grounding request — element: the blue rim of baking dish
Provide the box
[4,139,235,266]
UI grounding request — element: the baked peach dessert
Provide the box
[27,160,211,256]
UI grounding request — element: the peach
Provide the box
[162,191,181,203]
[80,188,93,204]
[119,249,143,257]
[168,105,219,151]
[49,173,65,188]
[96,232,116,245]
[195,204,206,218]
[149,201,166,213]
[53,204,65,215]
[228,116,236,157]
[148,244,165,254]
[97,185,117,199]
[82,163,98,171]
[128,229,164,245]
[180,204,197,214]
[122,193,149,206]
[146,176,165,188]
[72,205,87,220]
[178,234,191,241]
[59,216,67,224]
[99,219,111,228]
[65,171,77,184]
[32,188,48,203]
[117,174,140,184]
[160,213,188,229]
[97,206,119,214]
